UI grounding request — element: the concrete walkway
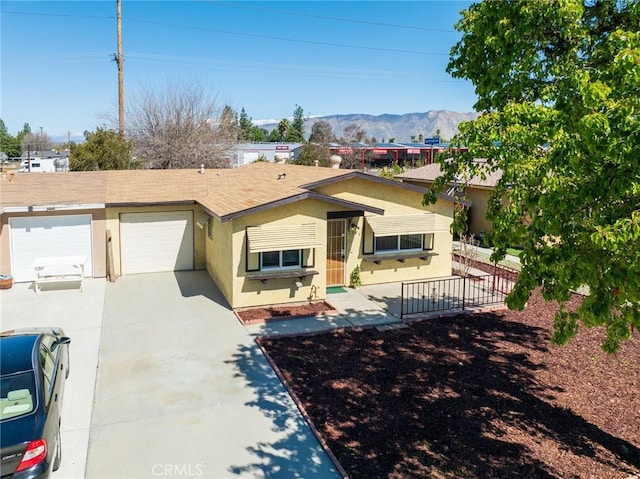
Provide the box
[86,271,341,479]
[245,283,405,338]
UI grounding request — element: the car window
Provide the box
[0,372,37,421]
[39,346,55,405]
[41,334,57,355]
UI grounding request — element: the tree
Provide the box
[341,123,368,143]
[337,123,372,169]
[70,128,137,170]
[267,128,282,142]
[290,143,330,167]
[249,126,267,142]
[126,81,236,169]
[424,0,640,352]
[285,105,306,142]
[309,120,335,144]
[277,118,290,140]
[238,107,253,141]
[0,119,21,157]
[21,129,52,154]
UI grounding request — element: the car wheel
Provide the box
[52,430,62,471]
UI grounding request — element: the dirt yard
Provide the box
[260,290,640,478]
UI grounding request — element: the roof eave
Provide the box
[105,200,198,208]
[301,171,435,196]
[216,191,384,222]
[0,203,105,214]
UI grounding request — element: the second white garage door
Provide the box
[120,211,194,275]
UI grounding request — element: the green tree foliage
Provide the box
[0,119,21,157]
[378,163,405,180]
[291,143,330,167]
[424,0,640,352]
[238,107,253,141]
[285,105,306,142]
[267,128,282,142]
[70,128,137,170]
[271,118,290,142]
[309,120,335,144]
[249,126,267,142]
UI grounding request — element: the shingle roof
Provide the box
[0,163,352,216]
[1,162,459,219]
[396,162,503,189]
[0,170,108,207]
[196,162,351,219]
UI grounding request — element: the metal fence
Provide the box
[400,270,516,319]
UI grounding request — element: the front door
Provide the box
[326,219,346,286]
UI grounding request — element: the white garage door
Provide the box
[10,215,93,282]
[120,211,194,274]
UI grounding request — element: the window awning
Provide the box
[365,213,450,236]
[247,223,322,253]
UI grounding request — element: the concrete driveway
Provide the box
[86,271,340,479]
[0,278,105,479]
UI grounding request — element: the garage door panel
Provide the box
[120,212,194,274]
[10,215,93,282]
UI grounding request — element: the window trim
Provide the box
[259,249,302,271]
[373,233,434,254]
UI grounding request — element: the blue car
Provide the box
[0,328,70,478]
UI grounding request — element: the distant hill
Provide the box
[260,110,479,143]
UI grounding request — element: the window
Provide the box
[374,234,433,253]
[39,345,56,405]
[260,249,301,270]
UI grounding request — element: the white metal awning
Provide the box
[365,213,450,236]
[247,223,322,253]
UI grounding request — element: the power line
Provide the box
[2,8,449,57]
[220,3,458,33]
[125,17,448,56]
[1,9,114,20]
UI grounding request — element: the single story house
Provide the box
[0,162,456,309]
[396,161,502,237]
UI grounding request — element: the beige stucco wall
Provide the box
[205,215,234,306]
[214,177,454,309]
[105,204,206,277]
[466,187,493,236]
[314,178,454,286]
[226,198,330,309]
[401,179,494,236]
[0,209,107,279]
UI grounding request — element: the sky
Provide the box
[1,1,477,142]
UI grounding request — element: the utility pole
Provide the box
[116,0,124,138]
[39,127,44,158]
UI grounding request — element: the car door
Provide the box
[38,337,62,460]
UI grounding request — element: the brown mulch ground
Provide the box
[260,290,640,479]
[235,301,336,324]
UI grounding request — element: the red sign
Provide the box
[338,148,354,154]
[275,145,289,150]
[407,149,420,154]
[373,149,388,154]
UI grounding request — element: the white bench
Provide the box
[33,256,87,293]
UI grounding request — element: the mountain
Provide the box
[260,110,479,143]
